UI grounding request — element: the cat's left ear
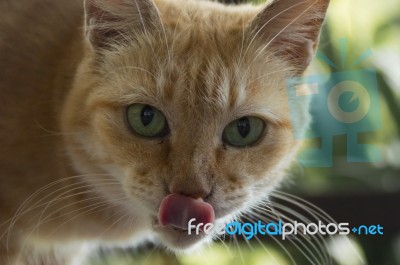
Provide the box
[248,0,330,73]
[84,0,161,49]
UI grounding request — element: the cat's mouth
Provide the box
[158,193,215,229]
[152,193,215,250]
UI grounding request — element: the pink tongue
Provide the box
[158,193,215,230]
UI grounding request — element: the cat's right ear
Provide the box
[84,0,161,49]
[247,0,330,73]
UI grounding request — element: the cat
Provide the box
[0,0,329,264]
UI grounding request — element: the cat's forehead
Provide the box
[100,38,290,129]
[152,0,262,55]
[96,1,293,125]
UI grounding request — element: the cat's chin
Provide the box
[153,225,212,252]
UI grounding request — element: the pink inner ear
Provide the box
[248,0,330,70]
[85,0,124,14]
[85,0,122,24]
[84,0,161,49]
[84,0,131,48]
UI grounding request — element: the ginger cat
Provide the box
[0,0,329,264]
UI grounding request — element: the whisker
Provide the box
[37,188,125,226]
[247,194,334,265]
[233,228,246,265]
[253,201,331,264]
[260,193,338,265]
[214,234,234,259]
[34,118,80,138]
[15,197,126,263]
[37,182,121,224]
[238,0,307,69]
[4,174,113,248]
[96,210,131,239]
[270,190,358,265]
[271,191,336,223]
[244,214,296,265]
[47,196,127,237]
[22,194,125,235]
[249,209,326,265]
[243,1,318,78]
[9,179,120,228]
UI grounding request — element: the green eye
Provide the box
[222,116,265,147]
[126,104,168,138]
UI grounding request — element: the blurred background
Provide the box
[87,0,400,264]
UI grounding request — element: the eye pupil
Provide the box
[141,106,154,126]
[237,117,250,138]
[223,116,264,147]
[127,104,168,138]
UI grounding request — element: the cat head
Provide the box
[63,0,329,251]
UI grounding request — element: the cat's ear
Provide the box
[84,0,161,49]
[248,0,329,73]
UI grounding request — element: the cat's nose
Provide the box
[169,182,212,200]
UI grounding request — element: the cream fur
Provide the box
[0,0,329,264]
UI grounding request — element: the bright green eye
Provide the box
[126,104,168,138]
[222,116,265,147]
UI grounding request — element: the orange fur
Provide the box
[0,0,329,264]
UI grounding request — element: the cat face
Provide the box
[63,0,329,251]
